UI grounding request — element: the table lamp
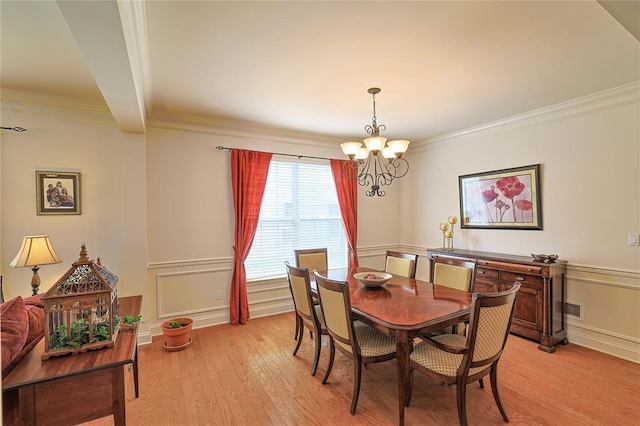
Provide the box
[9,235,62,296]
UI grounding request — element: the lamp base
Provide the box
[31,266,41,296]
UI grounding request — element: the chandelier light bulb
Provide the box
[355,147,370,162]
[382,146,396,161]
[388,140,410,157]
[341,142,363,159]
[364,136,387,154]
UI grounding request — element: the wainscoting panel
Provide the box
[156,269,226,318]
[566,263,639,363]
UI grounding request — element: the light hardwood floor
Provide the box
[86,312,640,426]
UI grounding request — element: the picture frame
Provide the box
[459,164,541,230]
[36,171,81,215]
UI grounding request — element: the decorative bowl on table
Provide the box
[531,253,546,262]
[546,254,559,262]
[353,272,393,288]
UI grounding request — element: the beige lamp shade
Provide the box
[10,235,62,268]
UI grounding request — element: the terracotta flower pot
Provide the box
[161,318,193,351]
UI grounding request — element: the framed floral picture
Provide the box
[458,164,541,230]
[36,171,81,215]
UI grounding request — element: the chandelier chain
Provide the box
[365,91,386,136]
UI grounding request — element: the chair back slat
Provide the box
[295,248,328,272]
[464,283,520,368]
[385,251,419,278]
[285,263,315,321]
[290,273,312,317]
[472,302,516,362]
[317,283,350,341]
[433,263,473,291]
[386,257,415,278]
[314,272,355,349]
[431,255,477,291]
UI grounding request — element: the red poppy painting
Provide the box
[458,164,542,230]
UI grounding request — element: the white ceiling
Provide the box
[1,1,639,142]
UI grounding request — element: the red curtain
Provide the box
[330,159,359,268]
[230,149,272,325]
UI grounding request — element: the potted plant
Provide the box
[160,318,193,351]
[116,314,144,331]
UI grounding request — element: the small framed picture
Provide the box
[36,171,81,215]
[459,164,542,230]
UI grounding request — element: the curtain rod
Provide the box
[216,145,336,162]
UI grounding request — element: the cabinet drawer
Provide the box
[482,260,542,275]
[500,271,543,289]
[476,267,499,279]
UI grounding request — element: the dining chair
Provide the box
[384,251,419,279]
[314,271,397,415]
[430,255,478,335]
[406,283,520,426]
[285,263,328,376]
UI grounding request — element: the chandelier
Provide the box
[340,88,410,197]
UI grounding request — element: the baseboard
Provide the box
[567,322,640,364]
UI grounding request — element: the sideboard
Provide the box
[426,249,568,353]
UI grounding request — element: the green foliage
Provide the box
[48,324,68,350]
[119,314,143,324]
[167,319,188,329]
[48,318,111,351]
[92,322,111,342]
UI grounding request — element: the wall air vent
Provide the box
[565,301,583,320]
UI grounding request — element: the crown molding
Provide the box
[118,0,153,114]
[410,81,640,154]
[146,111,343,147]
[1,89,115,124]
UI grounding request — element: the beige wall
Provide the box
[0,98,149,340]
[143,123,402,335]
[1,84,638,361]
[401,87,640,361]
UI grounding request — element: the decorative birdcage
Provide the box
[41,244,118,360]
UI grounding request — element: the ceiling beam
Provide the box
[56,0,149,133]
[598,0,640,42]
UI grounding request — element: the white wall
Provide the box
[401,85,640,361]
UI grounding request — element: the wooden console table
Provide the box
[2,295,142,425]
[427,249,568,352]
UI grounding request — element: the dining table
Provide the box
[313,266,473,426]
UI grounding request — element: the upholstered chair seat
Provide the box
[333,321,396,357]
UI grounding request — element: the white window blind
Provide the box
[245,159,348,280]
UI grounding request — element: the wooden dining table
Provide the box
[313,267,473,426]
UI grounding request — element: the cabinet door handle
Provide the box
[516,275,525,281]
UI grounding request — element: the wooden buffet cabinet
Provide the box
[427,249,568,353]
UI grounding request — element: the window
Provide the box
[245,159,348,280]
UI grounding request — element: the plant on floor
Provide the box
[167,318,188,329]
[161,317,193,351]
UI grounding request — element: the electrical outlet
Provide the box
[215,290,223,300]
[629,233,639,246]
